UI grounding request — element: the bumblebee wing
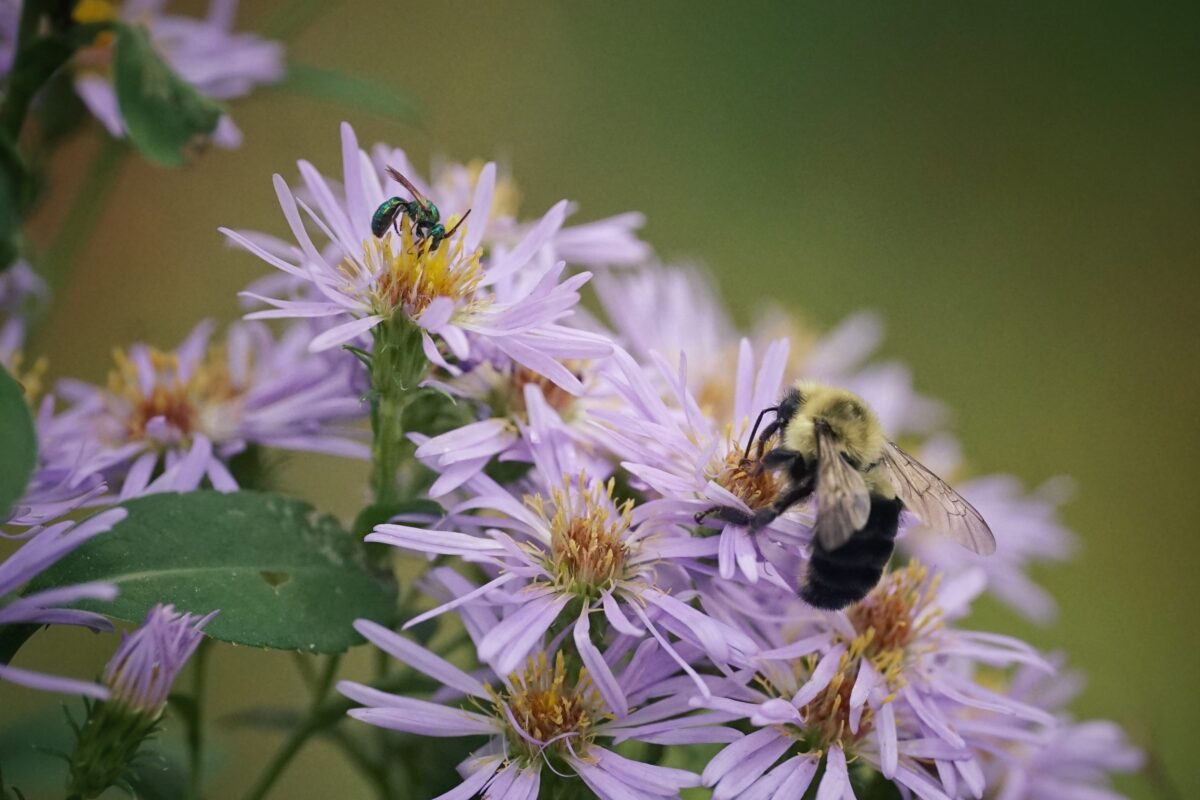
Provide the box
[386,166,428,203]
[880,441,996,555]
[813,425,872,551]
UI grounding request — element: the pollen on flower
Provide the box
[846,560,942,683]
[528,475,632,598]
[108,345,241,442]
[714,438,784,513]
[485,363,579,421]
[492,652,607,764]
[355,220,482,320]
[772,563,943,751]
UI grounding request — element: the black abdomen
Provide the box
[800,495,903,610]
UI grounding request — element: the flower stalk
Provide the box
[365,313,429,514]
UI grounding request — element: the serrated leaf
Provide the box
[281,63,420,125]
[29,491,396,653]
[0,365,37,519]
[113,23,224,167]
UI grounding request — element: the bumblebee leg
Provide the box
[753,419,782,459]
[694,505,755,528]
[750,482,813,531]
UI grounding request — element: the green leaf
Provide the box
[29,491,396,653]
[281,64,420,125]
[113,23,224,167]
[0,365,37,519]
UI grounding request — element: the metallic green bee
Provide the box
[372,167,470,251]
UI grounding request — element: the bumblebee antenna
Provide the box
[743,405,778,458]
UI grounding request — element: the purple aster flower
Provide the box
[221,123,611,391]
[103,603,215,716]
[592,342,809,585]
[1,263,110,528]
[594,266,943,437]
[426,157,651,268]
[900,436,1078,624]
[413,346,616,497]
[974,658,1142,800]
[0,509,125,697]
[72,0,284,149]
[0,261,49,387]
[51,318,367,500]
[370,392,757,699]
[340,621,733,800]
[696,562,1056,800]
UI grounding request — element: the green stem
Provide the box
[240,655,342,800]
[37,135,126,299]
[185,639,212,800]
[366,313,428,513]
[0,0,53,139]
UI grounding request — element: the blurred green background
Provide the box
[3,0,1198,797]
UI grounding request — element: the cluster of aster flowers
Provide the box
[207,123,1142,798]
[0,107,1147,799]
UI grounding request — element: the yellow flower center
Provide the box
[527,476,632,598]
[485,363,580,422]
[2,350,49,407]
[107,344,242,443]
[772,562,942,750]
[354,220,482,320]
[492,652,607,764]
[714,437,784,513]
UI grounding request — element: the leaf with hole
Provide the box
[28,492,397,653]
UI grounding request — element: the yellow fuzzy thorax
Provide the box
[782,381,886,468]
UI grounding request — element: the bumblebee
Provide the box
[697,382,996,609]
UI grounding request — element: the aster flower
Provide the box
[592,342,809,584]
[0,261,49,391]
[51,318,367,501]
[426,155,651,268]
[412,344,616,497]
[696,562,1056,800]
[0,509,125,697]
[71,0,284,149]
[900,436,1077,624]
[222,123,611,392]
[67,603,215,798]
[370,389,757,699]
[340,620,731,800]
[102,603,215,716]
[594,265,943,436]
[974,658,1142,800]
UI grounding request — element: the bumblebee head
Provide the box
[781,382,886,468]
